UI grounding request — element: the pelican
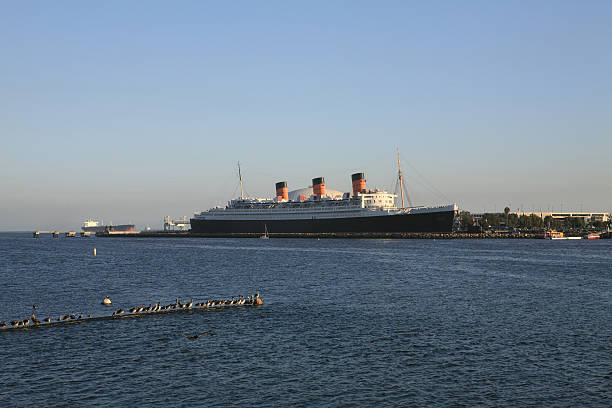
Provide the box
[187,298,194,309]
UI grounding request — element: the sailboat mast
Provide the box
[397,149,405,209]
[238,161,244,199]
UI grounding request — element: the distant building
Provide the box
[516,211,610,223]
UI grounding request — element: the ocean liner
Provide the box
[190,158,458,234]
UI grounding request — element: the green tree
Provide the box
[530,214,544,229]
[565,217,585,229]
[459,212,473,231]
[544,215,554,229]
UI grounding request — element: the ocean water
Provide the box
[0,232,610,407]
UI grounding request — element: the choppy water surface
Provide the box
[1,233,610,407]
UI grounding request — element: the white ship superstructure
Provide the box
[82,219,101,229]
[195,191,456,221]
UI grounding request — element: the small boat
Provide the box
[543,230,564,240]
[260,224,270,239]
[543,230,581,240]
[585,233,600,240]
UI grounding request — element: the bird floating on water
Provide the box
[102,296,112,306]
[181,330,213,339]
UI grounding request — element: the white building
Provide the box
[516,211,610,223]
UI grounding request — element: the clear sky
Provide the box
[1,1,611,230]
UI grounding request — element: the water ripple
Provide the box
[0,234,610,406]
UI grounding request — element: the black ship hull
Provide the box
[190,211,455,234]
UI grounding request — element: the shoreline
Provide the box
[95,231,547,239]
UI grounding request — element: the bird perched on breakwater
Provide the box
[102,296,112,305]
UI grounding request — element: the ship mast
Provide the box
[397,149,405,209]
[238,161,244,199]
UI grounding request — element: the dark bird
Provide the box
[1,322,7,328]
[181,330,213,339]
[33,304,38,310]
[44,317,51,323]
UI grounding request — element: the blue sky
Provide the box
[1,1,611,230]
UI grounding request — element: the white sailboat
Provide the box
[260,224,270,239]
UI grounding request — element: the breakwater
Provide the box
[96,231,541,239]
[1,294,263,333]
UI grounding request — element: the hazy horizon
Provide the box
[2,1,611,231]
